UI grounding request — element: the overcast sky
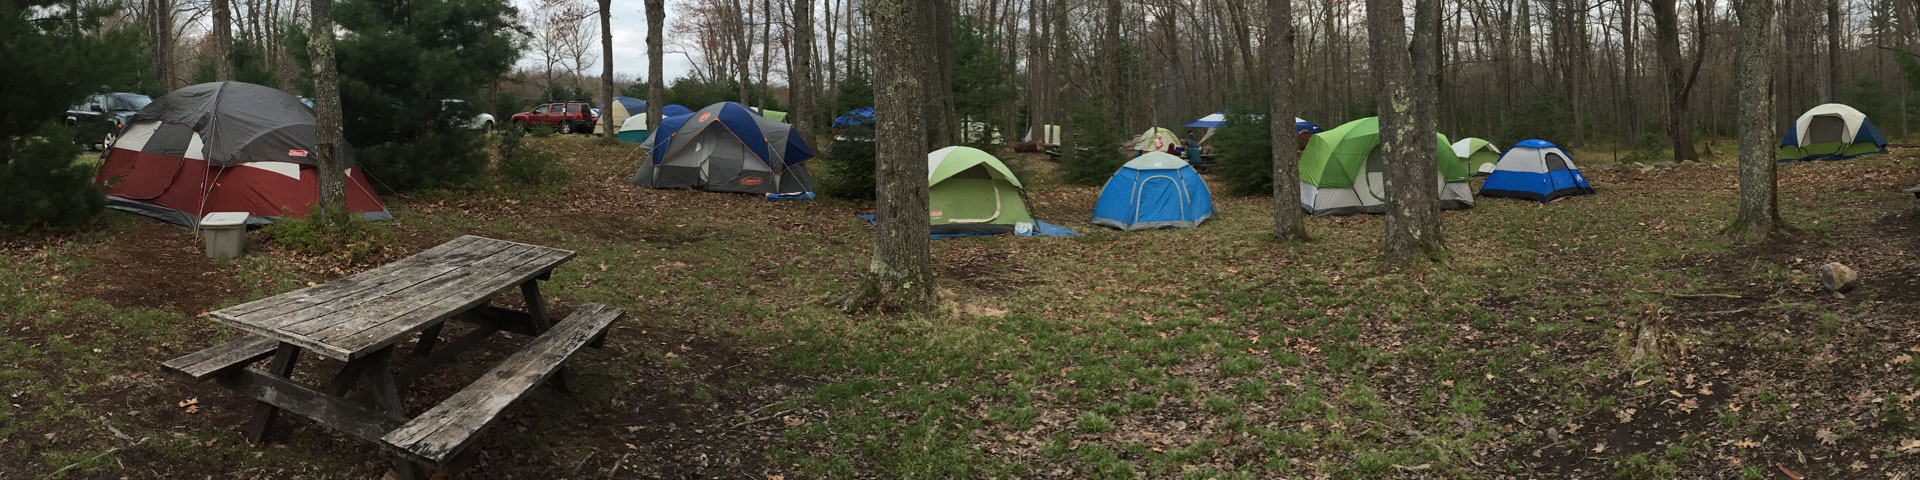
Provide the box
[512,0,702,83]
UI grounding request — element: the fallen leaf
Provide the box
[1900,439,1920,452]
[625,443,637,450]
[782,416,805,427]
[765,476,784,480]
[177,397,199,408]
[1777,464,1803,480]
[1732,439,1758,448]
[1616,409,1635,423]
[1592,443,1606,453]
[1816,428,1839,445]
[1851,460,1868,470]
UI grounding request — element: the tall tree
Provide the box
[146,0,175,89]
[598,0,614,144]
[646,0,665,130]
[1370,0,1445,266]
[858,0,933,313]
[792,0,817,147]
[1650,0,1701,161]
[1269,0,1307,240]
[1730,0,1783,237]
[213,0,235,80]
[1825,0,1840,101]
[309,0,346,218]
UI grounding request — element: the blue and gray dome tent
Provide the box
[1779,103,1888,161]
[1479,139,1593,202]
[1091,152,1215,230]
[630,102,814,194]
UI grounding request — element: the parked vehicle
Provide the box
[64,92,152,150]
[509,102,598,134]
[442,99,496,132]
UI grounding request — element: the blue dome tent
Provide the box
[1182,111,1322,143]
[1479,139,1593,202]
[630,102,814,194]
[1091,152,1215,230]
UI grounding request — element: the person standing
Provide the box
[1183,130,1203,163]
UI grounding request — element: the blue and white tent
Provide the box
[1779,103,1889,161]
[1479,139,1593,202]
[1091,152,1215,230]
[1183,112,1322,143]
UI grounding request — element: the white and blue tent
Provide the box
[1779,103,1889,161]
[1479,139,1593,202]
[1184,112,1323,143]
[1091,152,1215,230]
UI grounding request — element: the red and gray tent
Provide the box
[93,81,390,227]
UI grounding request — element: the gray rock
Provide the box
[1820,263,1858,293]
[1654,161,1677,169]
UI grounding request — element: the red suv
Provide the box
[510,102,598,134]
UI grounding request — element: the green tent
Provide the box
[929,146,1033,234]
[1450,137,1501,176]
[759,109,788,122]
[1298,117,1473,215]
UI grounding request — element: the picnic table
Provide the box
[161,235,623,479]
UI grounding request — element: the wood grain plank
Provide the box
[216,367,405,444]
[233,239,513,330]
[381,303,622,465]
[159,335,279,379]
[292,245,551,340]
[267,242,523,334]
[213,236,484,318]
[314,248,574,359]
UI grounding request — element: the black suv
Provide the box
[64,93,152,150]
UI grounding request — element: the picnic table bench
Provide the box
[161,235,622,478]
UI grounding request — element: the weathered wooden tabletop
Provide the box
[209,235,575,361]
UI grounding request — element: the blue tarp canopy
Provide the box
[833,107,875,129]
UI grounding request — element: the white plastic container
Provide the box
[200,212,249,259]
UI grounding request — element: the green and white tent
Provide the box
[929,146,1033,234]
[1298,117,1473,216]
[1450,137,1501,176]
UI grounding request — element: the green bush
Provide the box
[262,205,394,264]
[528,124,556,138]
[1210,110,1275,196]
[494,128,568,185]
[1058,104,1127,187]
[354,130,488,191]
[0,124,105,230]
[818,127,876,200]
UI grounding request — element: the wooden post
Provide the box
[244,343,301,444]
[520,279,571,392]
[413,323,444,358]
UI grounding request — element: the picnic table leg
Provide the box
[413,323,445,358]
[519,277,572,393]
[243,343,301,445]
[363,348,429,480]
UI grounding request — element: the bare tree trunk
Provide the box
[214,0,234,81]
[599,0,615,144]
[1731,0,1782,238]
[1651,0,1700,161]
[1269,0,1307,241]
[148,0,174,89]
[1825,0,1840,102]
[793,0,817,147]
[647,0,664,130]
[1623,0,1640,143]
[758,0,773,110]
[1371,0,1445,266]
[927,0,957,146]
[860,0,933,313]
[309,0,346,219]
[732,0,750,104]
